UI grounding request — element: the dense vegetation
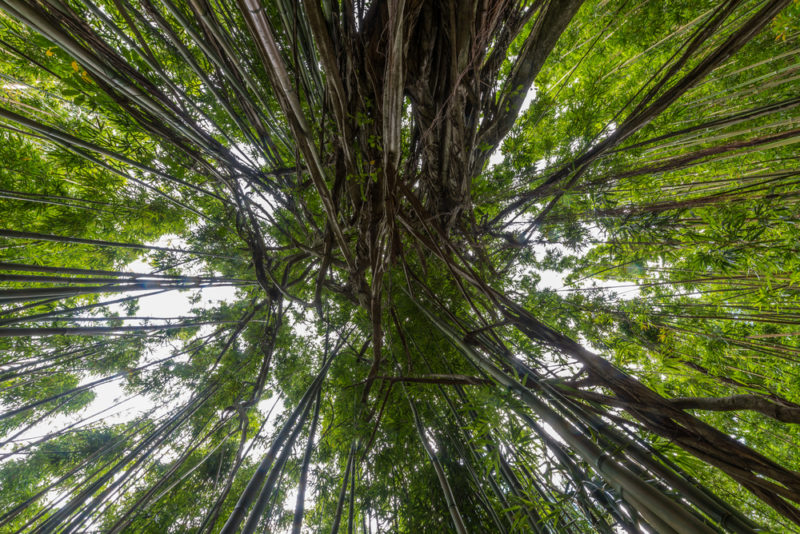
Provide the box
[1,0,800,532]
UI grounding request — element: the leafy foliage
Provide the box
[1,0,800,532]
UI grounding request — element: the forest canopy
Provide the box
[1,0,800,532]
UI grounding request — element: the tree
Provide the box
[1,0,799,531]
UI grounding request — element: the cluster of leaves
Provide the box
[1,0,800,533]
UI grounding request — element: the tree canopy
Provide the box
[1,0,800,532]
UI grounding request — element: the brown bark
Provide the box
[475,0,585,172]
[671,394,800,424]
